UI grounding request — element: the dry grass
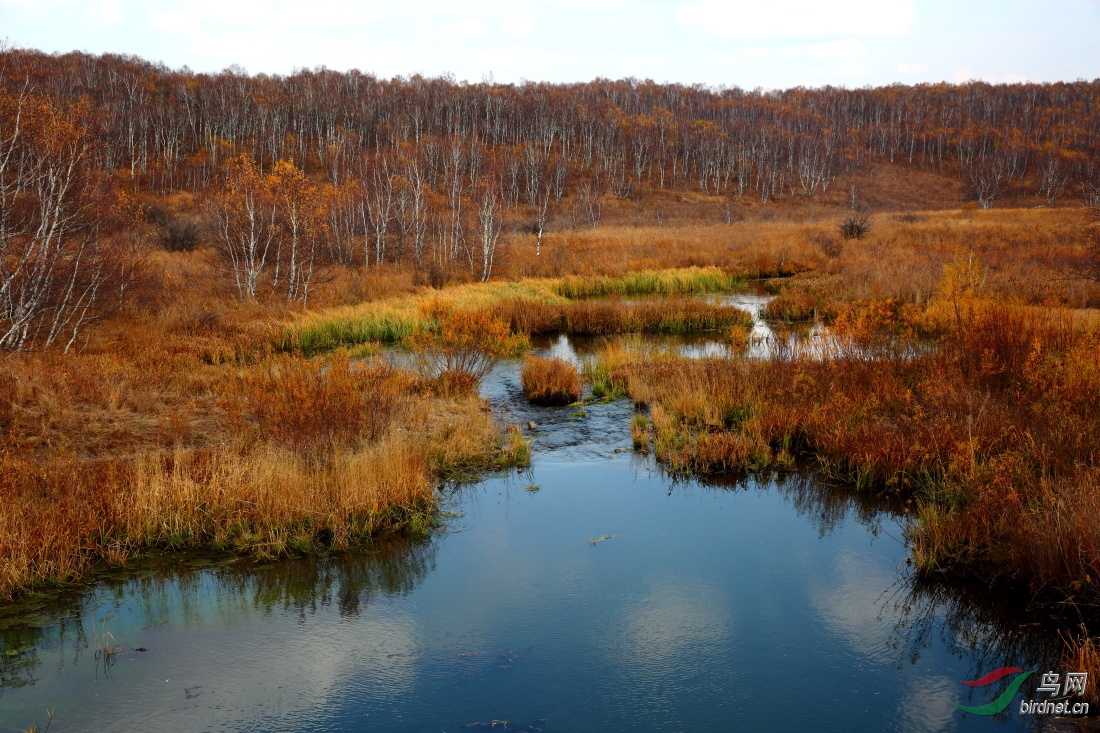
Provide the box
[285,266,742,353]
[599,291,1100,605]
[223,355,414,450]
[521,356,582,406]
[1062,628,1100,706]
[762,293,820,322]
[504,207,1099,310]
[0,321,529,599]
[0,435,431,596]
[501,297,753,337]
[0,384,527,598]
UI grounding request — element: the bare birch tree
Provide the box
[0,89,126,351]
[211,155,277,299]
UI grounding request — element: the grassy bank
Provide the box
[490,297,753,337]
[0,356,528,599]
[284,267,744,354]
[596,295,1100,606]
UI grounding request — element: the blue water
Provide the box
[0,345,1067,732]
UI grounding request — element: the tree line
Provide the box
[2,47,1100,345]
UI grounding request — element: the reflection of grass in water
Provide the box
[0,532,443,690]
[20,709,53,733]
[885,569,1064,704]
[699,468,1076,711]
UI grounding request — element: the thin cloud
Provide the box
[676,0,916,38]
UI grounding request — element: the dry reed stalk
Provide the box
[1062,628,1100,706]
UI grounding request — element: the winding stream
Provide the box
[0,325,1075,732]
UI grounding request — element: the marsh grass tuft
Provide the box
[521,356,582,405]
[762,293,819,323]
[631,414,651,451]
[408,299,528,396]
[1062,627,1100,706]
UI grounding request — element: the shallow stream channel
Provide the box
[0,300,1082,732]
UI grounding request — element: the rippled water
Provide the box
[0,334,1071,733]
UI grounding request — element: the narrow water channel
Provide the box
[0,333,1071,732]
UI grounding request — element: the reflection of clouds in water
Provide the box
[542,333,582,364]
[716,292,774,359]
[809,549,896,665]
[607,577,732,673]
[260,614,421,724]
[133,610,421,731]
[315,613,420,708]
[896,675,958,733]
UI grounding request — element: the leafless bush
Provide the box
[162,218,201,252]
[838,186,873,240]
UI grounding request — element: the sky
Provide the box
[2,0,1099,89]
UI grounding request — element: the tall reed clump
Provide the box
[521,356,582,405]
[762,293,819,322]
[1062,628,1100,706]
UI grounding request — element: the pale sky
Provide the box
[2,0,1098,88]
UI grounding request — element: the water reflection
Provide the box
[694,468,902,539]
[885,574,1064,725]
[0,537,438,695]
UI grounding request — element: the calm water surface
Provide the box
[0,335,1069,732]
